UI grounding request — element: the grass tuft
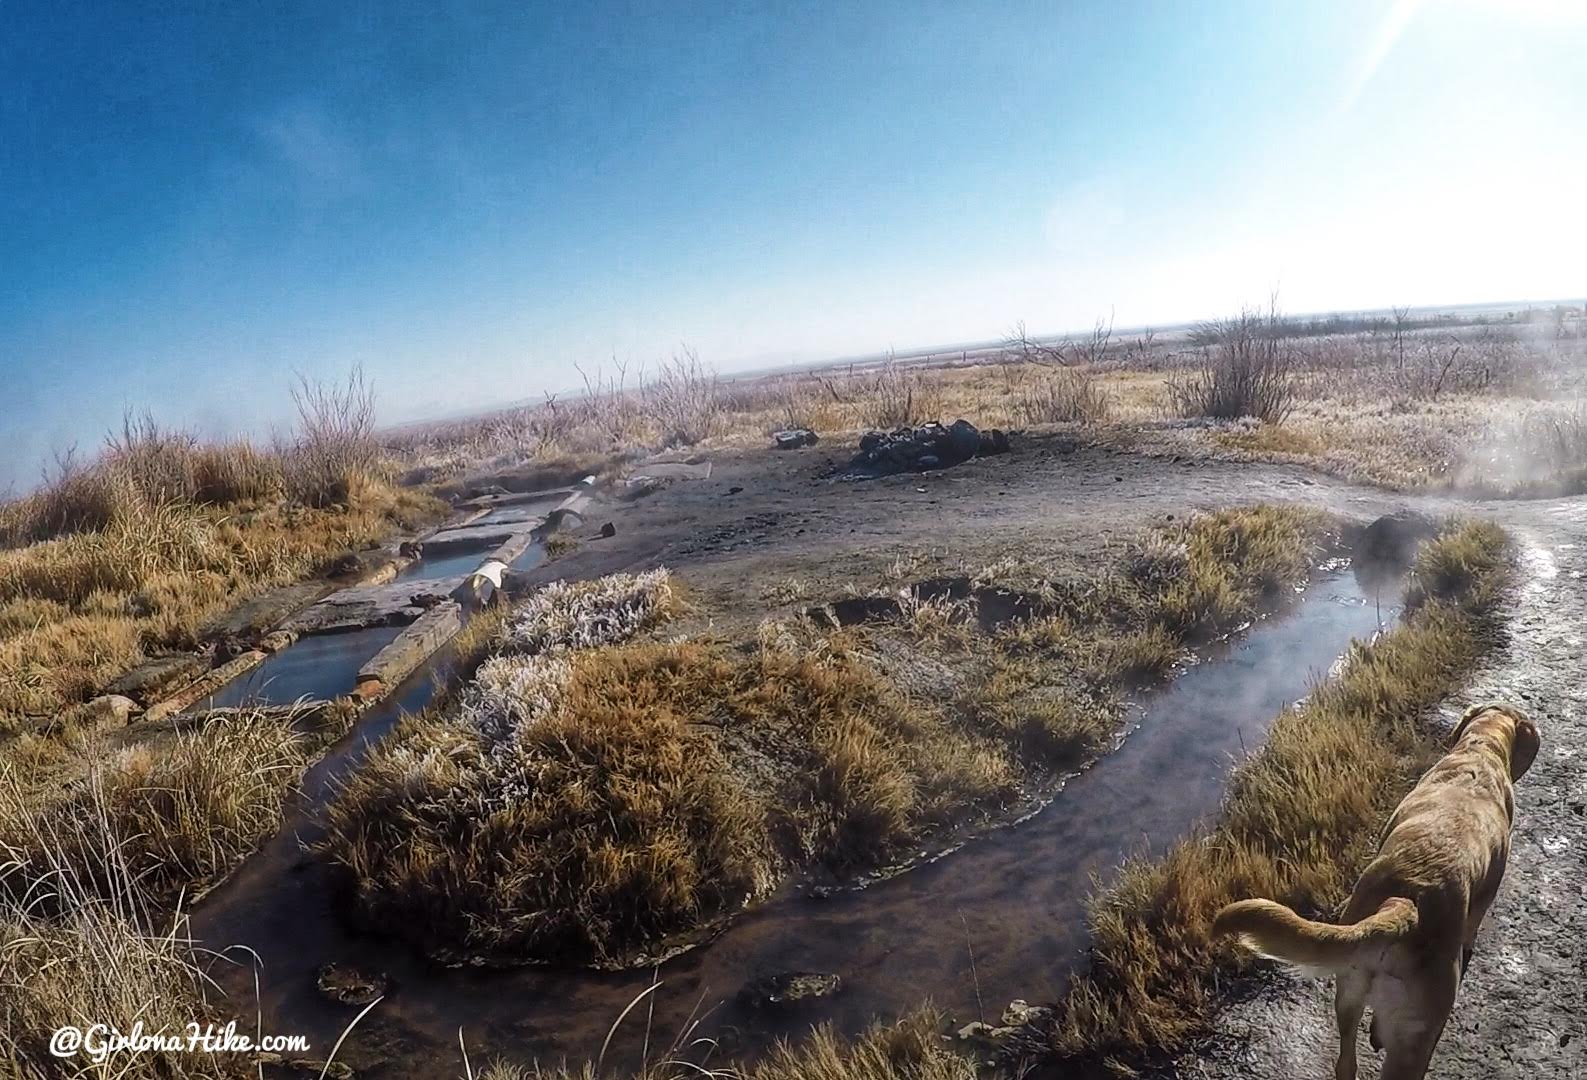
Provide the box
[480,1007,975,1080]
[0,776,252,1079]
[1,708,313,908]
[325,628,1014,964]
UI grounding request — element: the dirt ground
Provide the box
[518,432,1405,621]
[520,431,1584,1080]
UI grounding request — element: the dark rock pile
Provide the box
[772,427,819,450]
[846,419,1010,477]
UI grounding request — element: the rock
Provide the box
[741,971,843,1008]
[947,418,981,462]
[955,1020,1023,1043]
[1001,999,1053,1027]
[399,540,424,559]
[315,962,389,1006]
[598,521,617,539]
[84,695,139,728]
[978,428,1011,456]
[773,428,819,450]
[214,635,253,663]
[259,630,297,654]
[107,654,205,705]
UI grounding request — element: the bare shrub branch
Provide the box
[285,364,380,506]
[1170,302,1299,423]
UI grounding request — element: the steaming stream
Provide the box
[192,566,1397,1077]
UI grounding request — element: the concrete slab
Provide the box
[355,601,463,700]
[457,487,573,511]
[147,651,268,723]
[473,505,552,527]
[544,489,595,530]
[484,532,539,566]
[107,654,207,706]
[203,581,337,640]
[282,580,462,634]
[421,523,523,554]
[628,460,713,482]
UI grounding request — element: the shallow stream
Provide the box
[192,567,1398,1076]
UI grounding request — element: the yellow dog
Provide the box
[1214,703,1539,1080]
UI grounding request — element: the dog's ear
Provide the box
[1509,714,1540,782]
[1449,703,1491,748]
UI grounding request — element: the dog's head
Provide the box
[1451,702,1539,782]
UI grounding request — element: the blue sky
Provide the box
[3,0,1584,490]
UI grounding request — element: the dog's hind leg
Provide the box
[1380,1036,1440,1080]
[1334,975,1368,1080]
[1378,963,1458,1080]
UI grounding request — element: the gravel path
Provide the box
[1175,498,1587,1080]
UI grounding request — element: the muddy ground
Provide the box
[520,434,1409,620]
[527,431,1584,1079]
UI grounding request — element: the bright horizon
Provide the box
[4,0,1585,490]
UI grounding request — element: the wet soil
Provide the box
[516,433,1419,633]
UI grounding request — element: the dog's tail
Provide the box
[1213,896,1418,971]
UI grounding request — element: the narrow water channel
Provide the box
[393,548,494,583]
[196,625,404,710]
[193,568,1396,1077]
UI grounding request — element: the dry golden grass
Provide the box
[390,311,1587,497]
[0,369,449,730]
[480,1008,975,1080]
[0,708,315,909]
[1044,519,1511,1067]
[0,484,446,728]
[1143,505,1329,636]
[326,631,1015,964]
[0,780,254,1080]
[958,506,1328,770]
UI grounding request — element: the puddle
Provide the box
[509,542,547,571]
[193,569,1397,1076]
[475,496,567,527]
[197,626,405,709]
[394,549,491,583]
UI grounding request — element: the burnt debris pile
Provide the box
[844,419,1011,478]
